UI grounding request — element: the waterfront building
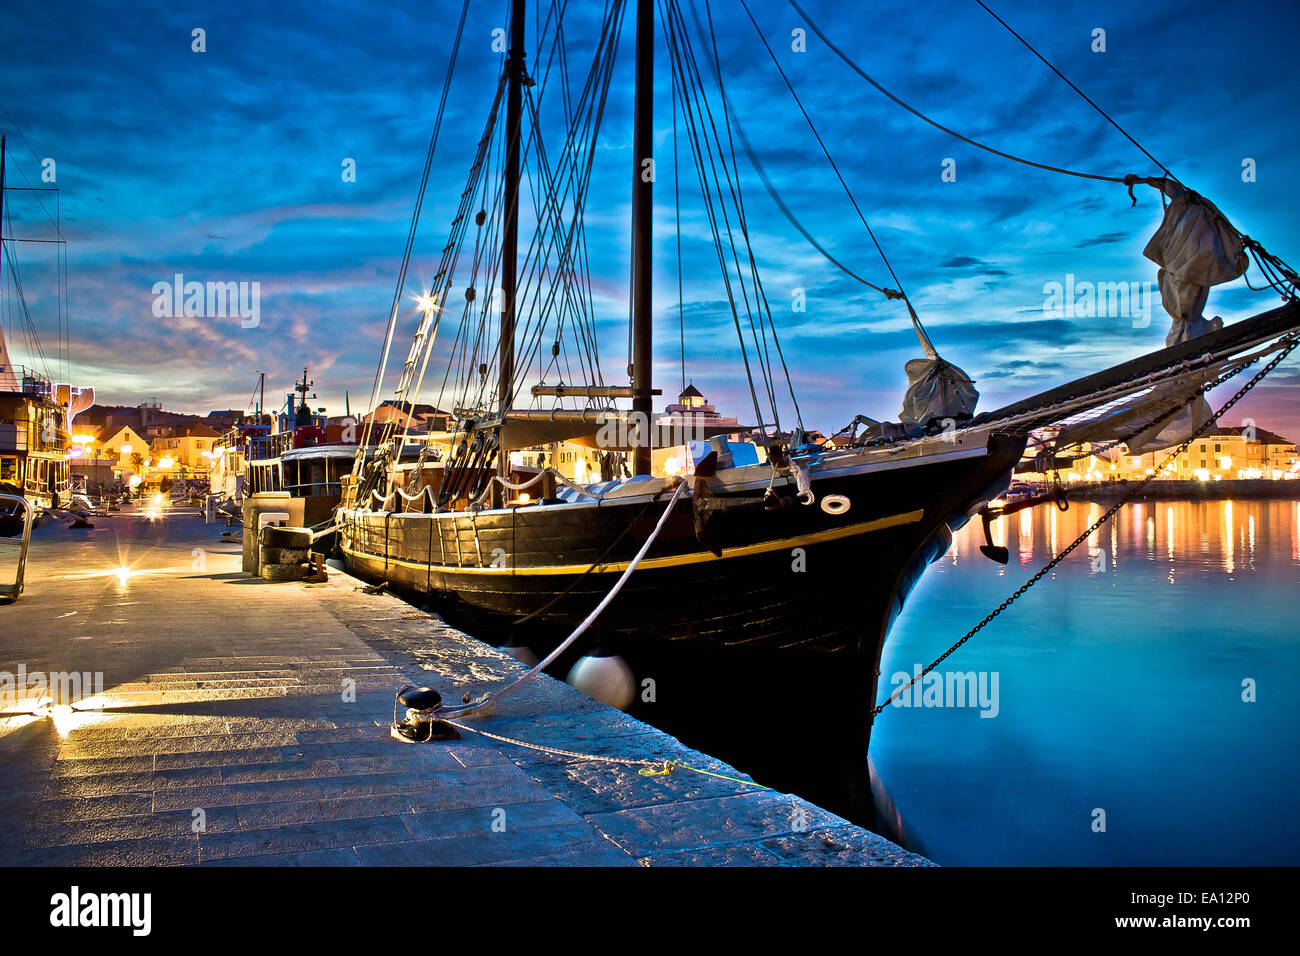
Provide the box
[1053,424,1298,483]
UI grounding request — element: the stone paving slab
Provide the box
[0,513,930,867]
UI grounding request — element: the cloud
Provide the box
[1075,232,1132,248]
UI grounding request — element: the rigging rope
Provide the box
[740,0,908,299]
[973,0,1178,183]
[787,0,1137,185]
[728,121,899,298]
[695,0,804,429]
[738,0,941,361]
[667,0,801,435]
[360,0,471,457]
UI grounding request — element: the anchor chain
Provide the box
[874,333,1300,717]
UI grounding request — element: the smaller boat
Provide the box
[997,480,1036,504]
[223,368,359,527]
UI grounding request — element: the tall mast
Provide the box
[1,134,6,263]
[498,0,526,479]
[630,0,654,476]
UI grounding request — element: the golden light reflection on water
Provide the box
[953,498,1300,575]
[1224,501,1234,575]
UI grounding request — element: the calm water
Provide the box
[871,498,1300,865]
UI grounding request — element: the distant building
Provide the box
[657,382,741,442]
[150,423,223,471]
[97,425,148,469]
[68,424,148,490]
[653,383,744,477]
[205,409,246,428]
[1077,424,1298,482]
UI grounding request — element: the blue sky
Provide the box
[2,0,1298,436]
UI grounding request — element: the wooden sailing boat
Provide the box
[336,1,1300,817]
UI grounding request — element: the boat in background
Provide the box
[0,366,73,537]
[0,134,93,536]
[213,367,360,528]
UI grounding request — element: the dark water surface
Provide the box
[871,498,1300,865]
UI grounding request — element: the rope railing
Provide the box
[466,466,627,509]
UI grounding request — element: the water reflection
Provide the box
[876,497,1300,866]
[959,498,1300,575]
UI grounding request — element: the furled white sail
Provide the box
[1053,371,1216,458]
[1141,179,1248,345]
[1050,180,1252,457]
[898,303,979,425]
[900,356,980,425]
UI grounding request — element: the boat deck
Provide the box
[0,509,928,866]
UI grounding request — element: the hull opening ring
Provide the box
[820,494,851,515]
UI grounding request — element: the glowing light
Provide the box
[48,704,79,736]
[71,434,95,445]
[663,456,682,476]
[1194,468,1210,481]
[518,493,531,504]
[115,566,132,585]
[157,457,174,469]
[120,444,132,455]
[127,475,142,489]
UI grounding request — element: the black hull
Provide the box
[340,435,1026,821]
[343,438,1022,650]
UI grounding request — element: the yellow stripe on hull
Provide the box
[341,507,926,576]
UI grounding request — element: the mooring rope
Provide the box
[439,717,769,788]
[440,478,689,719]
[385,474,762,791]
